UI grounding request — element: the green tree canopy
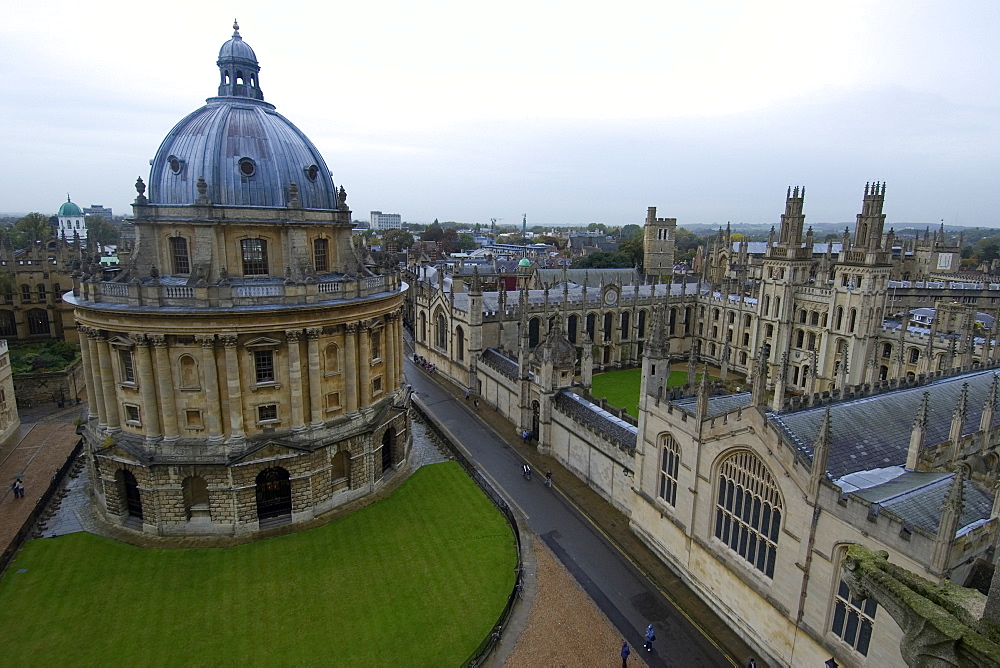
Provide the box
[573,250,635,269]
[457,233,477,252]
[85,215,117,246]
[620,224,642,241]
[12,213,52,247]
[382,229,414,250]
[422,223,443,242]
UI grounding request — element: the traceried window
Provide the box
[254,350,275,384]
[435,313,447,350]
[714,450,782,578]
[313,238,328,273]
[119,348,135,384]
[241,238,268,276]
[171,237,190,274]
[27,308,49,335]
[658,433,680,507]
[831,578,877,656]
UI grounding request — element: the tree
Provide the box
[422,223,443,242]
[573,250,634,269]
[457,233,477,252]
[620,224,642,241]
[382,229,414,251]
[619,239,644,269]
[85,215,117,246]
[12,213,52,248]
[586,222,608,233]
[440,228,459,254]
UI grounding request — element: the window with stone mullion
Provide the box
[658,434,679,507]
[831,579,877,656]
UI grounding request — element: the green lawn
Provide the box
[591,368,716,417]
[0,462,516,666]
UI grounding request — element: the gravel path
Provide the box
[507,540,648,668]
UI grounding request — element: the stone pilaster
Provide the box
[86,329,107,426]
[221,335,245,444]
[96,332,120,431]
[286,330,306,432]
[152,335,179,442]
[384,313,397,391]
[359,322,372,406]
[344,324,359,413]
[196,334,223,443]
[135,335,161,444]
[77,326,99,419]
[306,328,323,428]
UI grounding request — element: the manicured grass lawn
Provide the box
[0,462,516,666]
[591,368,716,417]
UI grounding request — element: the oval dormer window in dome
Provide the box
[168,155,183,175]
[306,164,319,182]
[239,158,256,177]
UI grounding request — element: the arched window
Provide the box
[170,237,190,274]
[909,348,920,364]
[713,308,720,321]
[603,312,613,340]
[762,295,770,315]
[528,318,540,348]
[714,450,782,578]
[658,433,680,507]
[324,343,340,374]
[668,308,677,336]
[418,312,426,342]
[179,354,198,388]
[241,238,268,275]
[20,284,30,302]
[831,554,879,656]
[727,312,735,324]
[27,308,48,335]
[435,313,447,350]
[765,324,774,339]
[773,297,781,318]
[798,309,807,324]
[637,310,647,339]
[586,314,596,341]
[313,238,328,273]
[743,314,751,328]
[882,343,892,359]
[849,308,857,333]
[835,306,844,330]
[808,333,817,350]
[795,330,805,348]
[620,312,630,339]
[810,311,820,326]
[455,326,465,362]
[0,311,14,336]
[568,315,578,344]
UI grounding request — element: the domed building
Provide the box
[67,23,409,535]
[57,195,86,241]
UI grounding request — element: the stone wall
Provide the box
[14,361,85,405]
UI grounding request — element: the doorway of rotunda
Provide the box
[381,429,394,476]
[117,469,143,521]
[255,467,292,526]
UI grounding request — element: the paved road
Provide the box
[406,360,734,667]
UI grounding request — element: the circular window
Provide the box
[168,156,182,174]
[306,164,319,182]
[239,158,256,177]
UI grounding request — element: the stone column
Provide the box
[286,330,307,433]
[344,324,359,413]
[384,314,397,392]
[196,334,223,443]
[152,335,179,442]
[86,330,107,426]
[221,335,245,444]
[135,335,161,444]
[77,327,99,419]
[359,322,372,406]
[96,332,120,431]
[306,328,323,428]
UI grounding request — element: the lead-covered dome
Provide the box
[58,196,83,217]
[147,22,339,210]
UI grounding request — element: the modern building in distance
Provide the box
[83,204,113,220]
[56,195,87,241]
[67,23,409,535]
[370,210,402,231]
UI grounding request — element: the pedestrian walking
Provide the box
[643,624,656,652]
[620,640,630,667]
[465,388,471,401]
[12,479,24,499]
[746,659,756,668]
[474,399,479,410]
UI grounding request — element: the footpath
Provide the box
[0,402,84,561]
[411,362,759,666]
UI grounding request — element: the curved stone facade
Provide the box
[68,25,409,535]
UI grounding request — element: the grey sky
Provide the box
[1,0,998,228]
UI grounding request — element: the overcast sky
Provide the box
[1,0,998,228]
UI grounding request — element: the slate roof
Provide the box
[480,348,518,380]
[849,472,993,536]
[535,268,641,287]
[448,283,710,315]
[770,368,1000,480]
[672,392,752,419]
[555,390,637,451]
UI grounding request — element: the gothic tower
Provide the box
[643,206,676,277]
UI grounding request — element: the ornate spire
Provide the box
[907,391,930,469]
[645,306,670,359]
[949,382,969,447]
[809,407,832,499]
